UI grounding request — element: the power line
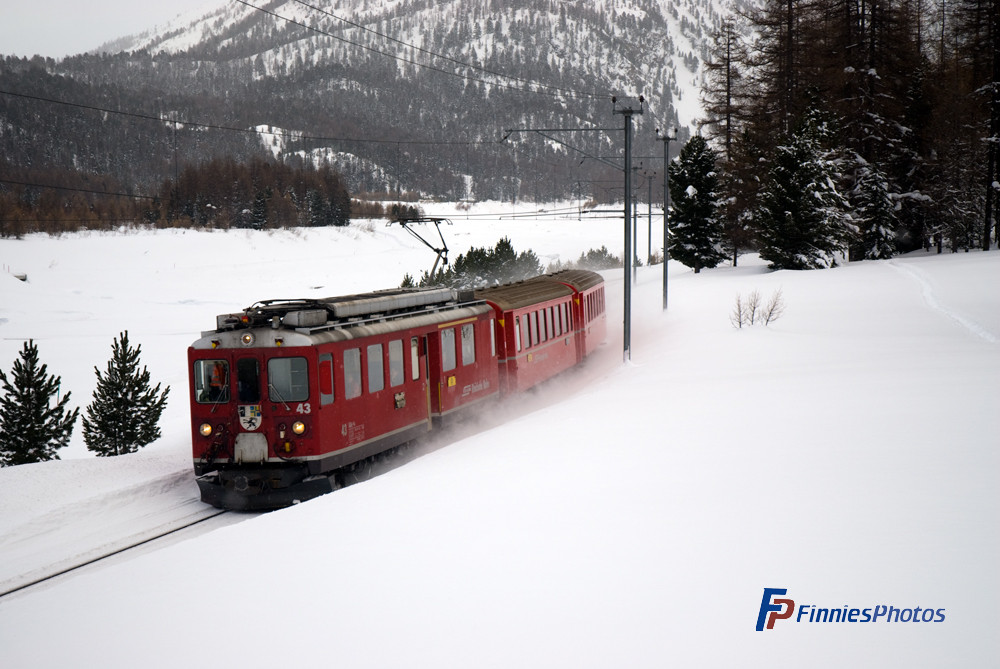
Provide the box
[0,89,492,147]
[0,178,157,200]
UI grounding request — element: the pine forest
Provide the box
[0,0,996,258]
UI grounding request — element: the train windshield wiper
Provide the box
[268,384,290,410]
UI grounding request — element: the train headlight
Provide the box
[292,421,306,435]
[199,423,213,437]
[241,333,255,346]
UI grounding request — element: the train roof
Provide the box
[198,270,604,344]
[472,269,603,312]
[546,269,604,292]
[473,277,568,311]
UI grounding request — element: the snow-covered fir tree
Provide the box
[667,135,728,273]
[418,237,542,289]
[0,340,79,466]
[82,331,170,457]
[854,164,897,260]
[755,111,855,269]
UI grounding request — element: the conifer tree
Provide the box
[668,136,728,273]
[82,331,170,457]
[755,112,855,269]
[0,340,79,466]
[700,18,752,163]
[419,237,542,288]
[854,165,897,260]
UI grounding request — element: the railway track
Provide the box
[0,508,233,600]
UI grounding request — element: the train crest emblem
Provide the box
[238,404,262,431]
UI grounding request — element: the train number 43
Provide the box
[296,403,312,414]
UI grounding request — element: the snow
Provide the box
[1,204,998,668]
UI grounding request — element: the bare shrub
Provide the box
[746,289,761,325]
[730,293,747,328]
[761,288,785,325]
[731,288,785,328]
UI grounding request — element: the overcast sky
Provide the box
[0,1,215,58]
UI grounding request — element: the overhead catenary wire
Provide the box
[0,89,492,147]
[0,178,158,201]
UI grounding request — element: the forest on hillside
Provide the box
[697,0,999,258]
[0,0,996,257]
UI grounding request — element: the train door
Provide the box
[425,331,444,415]
[414,335,432,426]
[233,355,267,464]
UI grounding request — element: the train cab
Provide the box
[188,288,497,509]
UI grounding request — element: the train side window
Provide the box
[194,359,230,403]
[344,348,362,399]
[518,315,527,351]
[547,307,555,339]
[410,337,420,381]
[461,323,476,366]
[268,357,308,402]
[367,343,385,393]
[319,353,334,406]
[490,318,496,357]
[441,328,456,372]
[529,311,538,347]
[237,358,261,403]
[389,339,404,387]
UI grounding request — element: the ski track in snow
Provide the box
[888,259,998,344]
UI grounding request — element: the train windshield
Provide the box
[269,357,309,402]
[194,359,230,404]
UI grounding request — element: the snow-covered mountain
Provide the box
[111,0,717,126]
[1,0,747,200]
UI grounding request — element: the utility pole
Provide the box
[656,127,677,310]
[647,171,654,264]
[614,96,643,361]
[632,166,639,286]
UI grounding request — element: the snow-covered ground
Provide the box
[0,204,997,667]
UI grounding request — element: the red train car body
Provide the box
[188,271,605,510]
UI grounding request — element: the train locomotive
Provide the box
[188,269,606,510]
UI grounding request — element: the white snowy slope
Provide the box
[0,206,998,668]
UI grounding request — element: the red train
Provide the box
[188,270,606,510]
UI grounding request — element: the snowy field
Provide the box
[0,202,997,668]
